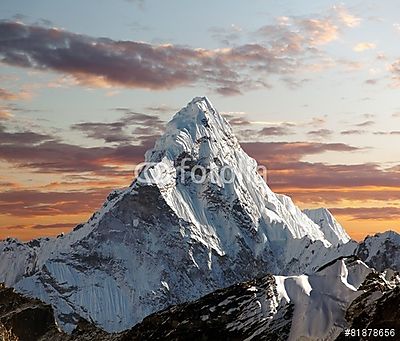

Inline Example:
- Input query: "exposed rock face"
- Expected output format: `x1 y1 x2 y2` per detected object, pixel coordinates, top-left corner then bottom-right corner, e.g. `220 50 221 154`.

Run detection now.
356 231 400 272
0 283 126 341
336 270 400 340
125 274 293 341
0 283 64 341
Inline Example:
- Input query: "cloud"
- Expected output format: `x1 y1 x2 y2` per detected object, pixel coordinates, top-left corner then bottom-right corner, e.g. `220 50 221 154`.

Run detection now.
0 189 110 217
240 142 400 195
282 188 400 206
0 11 360 95
365 79 379 85
71 111 164 144
228 117 251 126
0 139 149 174
308 116 328 128
242 141 358 163
234 122 296 140
331 207 400 220
0 88 18 100
297 18 339 45
0 123 54 145
0 87 31 101
281 77 311 89
258 125 295 136
0 21 283 95
209 24 243 46
307 128 333 139
144 104 177 114
0 122 152 175
257 5 360 50
267 161 400 191
373 131 400 135
215 86 243 96
362 113 375 119
0 107 13 120
333 5 361 27
355 120 375 127
390 59 400 87
341 129 367 135
71 121 131 143
258 16 335 49
353 42 376 52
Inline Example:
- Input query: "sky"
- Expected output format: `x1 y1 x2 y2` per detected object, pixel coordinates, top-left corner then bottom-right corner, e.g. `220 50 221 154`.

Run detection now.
0 0 399 241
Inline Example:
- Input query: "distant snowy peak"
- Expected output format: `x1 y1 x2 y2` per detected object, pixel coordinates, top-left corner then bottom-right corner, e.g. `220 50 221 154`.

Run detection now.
303 208 351 245
356 230 400 272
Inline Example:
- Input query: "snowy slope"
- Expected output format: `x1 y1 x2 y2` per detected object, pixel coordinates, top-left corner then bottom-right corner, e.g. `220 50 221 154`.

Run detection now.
303 208 351 245
278 257 371 340
0 97 368 332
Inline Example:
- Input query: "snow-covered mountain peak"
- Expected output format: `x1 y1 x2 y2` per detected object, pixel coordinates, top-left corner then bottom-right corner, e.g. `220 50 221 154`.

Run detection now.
144 96 238 167
303 207 351 245
140 97 333 247
0 97 359 332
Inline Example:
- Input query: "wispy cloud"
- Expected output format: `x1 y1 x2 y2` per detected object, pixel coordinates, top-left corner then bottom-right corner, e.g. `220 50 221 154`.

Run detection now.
144 104 177 114
0 107 13 120
258 125 295 136
331 207 400 220
341 129 367 135
0 189 110 217
209 24 243 46
242 141 358 163
390 59 400 87
355 120 375 127
0 87 31 101
257 5 360 48
0 122 150 175
373 130 400 135
307 128 334 139
71 111 164 144
353 42 376 52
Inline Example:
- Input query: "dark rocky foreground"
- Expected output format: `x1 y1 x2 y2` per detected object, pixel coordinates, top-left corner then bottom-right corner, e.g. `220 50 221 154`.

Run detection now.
0 283 118 341
125 274 292 341
1 269 399 341
336 276 400 341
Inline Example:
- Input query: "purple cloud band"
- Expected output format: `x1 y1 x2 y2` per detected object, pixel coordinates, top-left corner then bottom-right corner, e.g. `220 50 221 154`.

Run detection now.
0 16 352 95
